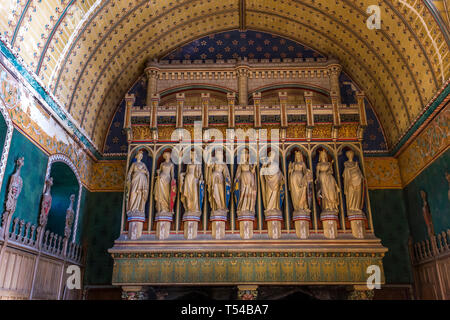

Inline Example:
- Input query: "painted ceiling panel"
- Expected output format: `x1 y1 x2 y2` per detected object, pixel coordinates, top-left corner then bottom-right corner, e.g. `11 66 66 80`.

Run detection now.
162 30 325 61
0 0 448 155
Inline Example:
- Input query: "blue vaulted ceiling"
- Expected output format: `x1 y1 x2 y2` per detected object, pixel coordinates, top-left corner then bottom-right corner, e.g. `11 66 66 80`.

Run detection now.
162 30 326 61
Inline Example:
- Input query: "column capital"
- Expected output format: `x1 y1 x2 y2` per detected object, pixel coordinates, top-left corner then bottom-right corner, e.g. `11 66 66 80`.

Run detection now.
252 92 262 100
236 66 250 77
327 63 342 75
176 92 185 101
151 93 160 102
124 93 135 103
347 285 375 300
278 91 288 100
227 92 236 101
121 286 148 300
237 285 258 300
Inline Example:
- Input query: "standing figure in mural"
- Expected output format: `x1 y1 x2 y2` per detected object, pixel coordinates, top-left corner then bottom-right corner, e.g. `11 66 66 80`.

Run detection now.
420 190 434 238
126 150 149 239
288 151 313 214
234 148 257 218
446 172 450 201
206 149 231 218
39 177 53 227
154 151 176 217
260 150 285 218
64 194 75 239
315 150 340 214
1 157 24 238
342 149 365 215
180 150 203 218
37 177 53 246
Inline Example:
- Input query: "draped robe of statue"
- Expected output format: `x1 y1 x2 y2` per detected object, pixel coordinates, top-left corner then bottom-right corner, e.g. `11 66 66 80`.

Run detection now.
289 153 312 213
342 151 364 215
235 156 257 218
127 153 149 217
207 160 231 215
260 155 284 218
154 155 175 216
180 162 203 216
315 151 340 213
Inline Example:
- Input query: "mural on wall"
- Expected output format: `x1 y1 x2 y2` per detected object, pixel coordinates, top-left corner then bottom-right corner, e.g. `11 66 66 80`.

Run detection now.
404 148 450 243
364 157 403 189
398 105 450 186
0 60 125 192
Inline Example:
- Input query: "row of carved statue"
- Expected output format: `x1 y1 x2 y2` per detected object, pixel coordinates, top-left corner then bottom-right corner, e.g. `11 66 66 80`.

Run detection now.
126 147 367 240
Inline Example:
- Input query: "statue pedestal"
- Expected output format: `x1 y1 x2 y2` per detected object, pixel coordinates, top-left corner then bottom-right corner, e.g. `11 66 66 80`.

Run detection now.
350 219 366 239
267 220 282 239
156 221 171 240
294 220 310 239
183 221 198 240
293 210 311 239
212 221 225 239
239 221 253 239
322 220 338 239
128 221 143 240
321 211 339 239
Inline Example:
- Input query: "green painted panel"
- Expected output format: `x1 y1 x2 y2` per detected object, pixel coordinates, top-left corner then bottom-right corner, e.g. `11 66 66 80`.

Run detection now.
370 189 413 284
0 112 7 161
83 191 123 285
75 186 89 244
0 129 48 225
404 149 450 243
47 161 79 238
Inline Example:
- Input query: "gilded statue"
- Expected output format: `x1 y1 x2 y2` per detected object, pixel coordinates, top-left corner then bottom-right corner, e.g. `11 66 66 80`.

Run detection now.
126 150 149 219
234 149 257 218
260 150 285 218
180 150 204 218
206 150 231 219
342 149 365 215
288 151 313 215
315 150 340 214
154 151 176 218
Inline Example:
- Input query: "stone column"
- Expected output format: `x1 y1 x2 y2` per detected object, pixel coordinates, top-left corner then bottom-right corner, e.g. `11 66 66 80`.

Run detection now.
252 92 261 129
278 91 288 128
304 91 314 140
227 92 236 128
201 93 210 129
356 91 367 139
145 60 159 105
330 91 341 140
237 285 258 300
236 66 249 106
121 286 148 300
176 93 185 129
348 285 374 300
124 94 135 142
150 94 159 141
327 63 342 103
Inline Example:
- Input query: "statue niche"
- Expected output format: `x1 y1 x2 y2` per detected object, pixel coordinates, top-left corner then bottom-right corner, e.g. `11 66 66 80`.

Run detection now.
260 150 285 239
180 149 204 240
154 150 176 240
342 149 366 239
288 150 313 239
126 150 149 240
315 149 340 239
206 149 231 239
234 148 257 240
